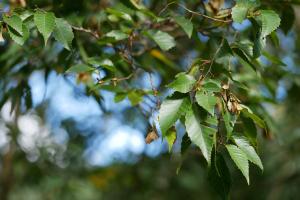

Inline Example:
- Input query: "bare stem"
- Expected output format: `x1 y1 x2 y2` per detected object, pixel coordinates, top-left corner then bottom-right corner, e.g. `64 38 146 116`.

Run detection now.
159 1 232 23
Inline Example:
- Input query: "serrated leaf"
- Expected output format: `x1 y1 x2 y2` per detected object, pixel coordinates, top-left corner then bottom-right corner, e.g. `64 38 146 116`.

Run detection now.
67 64 94 73
195 91 217 115
7 24 29 45
202 80 222 93
146 30 176 51
206 115 218 126
185 106 216 163
106 30 129 41
226 144 249 184
233 136 263 170
3 15 23 35
53 18 74 50
232 7 248 24
167 72 196 93
174 16 193 38
159 98 190 135
165 127 177 152
260 10 281 37
232 0 260 23
34 11 56 45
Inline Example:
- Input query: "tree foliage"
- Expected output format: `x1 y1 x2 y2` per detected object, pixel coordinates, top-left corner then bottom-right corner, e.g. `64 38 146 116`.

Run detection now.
0 0 299 199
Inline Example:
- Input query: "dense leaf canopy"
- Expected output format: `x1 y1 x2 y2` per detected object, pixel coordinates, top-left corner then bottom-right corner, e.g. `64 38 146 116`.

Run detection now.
0 0 300 199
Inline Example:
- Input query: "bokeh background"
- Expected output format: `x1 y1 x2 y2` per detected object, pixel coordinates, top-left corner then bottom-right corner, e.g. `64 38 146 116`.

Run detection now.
1 0 300 199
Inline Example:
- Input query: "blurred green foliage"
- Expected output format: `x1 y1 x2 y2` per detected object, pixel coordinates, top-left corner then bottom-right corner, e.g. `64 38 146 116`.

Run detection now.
0 0 300 199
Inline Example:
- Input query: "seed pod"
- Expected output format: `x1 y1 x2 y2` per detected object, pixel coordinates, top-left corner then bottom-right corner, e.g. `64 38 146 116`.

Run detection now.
145 131 159 144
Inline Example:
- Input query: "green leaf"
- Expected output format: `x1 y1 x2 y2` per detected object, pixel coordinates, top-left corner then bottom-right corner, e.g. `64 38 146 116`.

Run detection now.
67 64 94 73
167 73 196 93
106 8 133 22
222 108 234 138
165 127 177 152
34 11 56 45
53 18 74 50
241 116 257 146
129 0 146 10
233 136 263 170
3 15 23 35
128 91 143 106
206 115 218 126
174 16 193 38
106 30 129 41
232 47 257 71
232 7 248 24
216 39 233 64
114 93 127 103
262 51 286 66
195 91 217 115
146 30 176 51
202 80 222 93
232 0 260 23
87 57 116 72
208 153 231 200
226 144 249 184
260 10 281 37
159 98 190 135
185 106 216 163
241 107 266 129
7 24 29 45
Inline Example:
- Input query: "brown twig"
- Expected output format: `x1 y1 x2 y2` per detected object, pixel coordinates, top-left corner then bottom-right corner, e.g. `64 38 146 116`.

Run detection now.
72 26 100 39
159 1 232 23
97 73 134 85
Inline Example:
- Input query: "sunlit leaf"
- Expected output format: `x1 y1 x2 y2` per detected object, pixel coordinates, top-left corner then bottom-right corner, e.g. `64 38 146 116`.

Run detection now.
34 11 56 45
159 97 190 135
259 10 281 37
195 91 217 116
167 73 196 93
185 106 216 163
226 144 250 184
53 18 74 50
146 30 176 51
174 16 193 38
165 127 177 152
233 136 263 170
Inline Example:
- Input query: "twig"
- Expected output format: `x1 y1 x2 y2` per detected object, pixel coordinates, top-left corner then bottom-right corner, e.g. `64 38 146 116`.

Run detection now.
159 1 232 23
202 37 225 79
97 73 134 85
72 26 100 39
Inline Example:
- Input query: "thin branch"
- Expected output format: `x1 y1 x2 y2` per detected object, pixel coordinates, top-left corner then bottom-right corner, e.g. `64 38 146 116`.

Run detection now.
159 1 232 23
202 37 225 79
72 26 100 39
97 73 134 85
